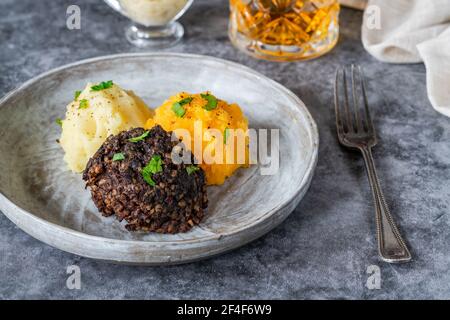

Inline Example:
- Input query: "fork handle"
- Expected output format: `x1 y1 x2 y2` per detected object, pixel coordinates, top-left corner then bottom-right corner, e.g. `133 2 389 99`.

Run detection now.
360 146 412 263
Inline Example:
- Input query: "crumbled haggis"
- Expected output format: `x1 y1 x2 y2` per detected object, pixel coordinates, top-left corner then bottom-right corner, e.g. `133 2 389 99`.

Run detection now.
83 125 208 233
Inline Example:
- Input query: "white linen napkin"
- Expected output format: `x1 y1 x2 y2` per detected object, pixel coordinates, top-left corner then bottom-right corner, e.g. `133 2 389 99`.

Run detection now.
361 0 450 117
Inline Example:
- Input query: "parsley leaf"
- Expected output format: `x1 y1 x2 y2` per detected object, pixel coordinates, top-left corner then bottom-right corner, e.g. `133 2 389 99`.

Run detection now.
224 127 230 144
172 97 193 118
129 131 150 143
141 155 163 186
148 155 163 173
172 102 186 118
179 97 194 105
74 90 82 100
141 171 156 186
186 165 200 175
55 118 63 127
112 153 125 161
79 99 89 109
201 93 218 111
91 80 114 91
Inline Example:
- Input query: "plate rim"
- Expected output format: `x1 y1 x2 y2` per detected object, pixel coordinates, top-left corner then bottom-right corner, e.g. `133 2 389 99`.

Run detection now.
0 52 319 259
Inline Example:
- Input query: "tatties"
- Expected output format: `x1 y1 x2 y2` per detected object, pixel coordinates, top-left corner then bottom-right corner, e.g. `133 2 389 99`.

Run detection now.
59 82 152 172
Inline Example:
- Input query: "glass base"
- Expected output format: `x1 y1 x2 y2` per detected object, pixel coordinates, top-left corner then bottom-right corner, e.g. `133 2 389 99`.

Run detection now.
125 22 184 49
229 21 339 62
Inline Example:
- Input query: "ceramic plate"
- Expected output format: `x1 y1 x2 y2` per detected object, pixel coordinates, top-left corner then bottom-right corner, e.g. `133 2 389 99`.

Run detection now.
0 53 318 265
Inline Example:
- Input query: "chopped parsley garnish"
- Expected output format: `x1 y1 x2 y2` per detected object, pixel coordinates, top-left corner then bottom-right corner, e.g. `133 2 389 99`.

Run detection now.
148 155 163 173
224 127 230 144
112 153 125 161
179 97 194 105
186 165 200 175
172 103 185 118
129 130 150 142
91 80 114 91
55 118 63 127
141 155 163 186
79 99 89 109
201 93 218 111
74 90 82 100
172 97 193 118
142 173 156 186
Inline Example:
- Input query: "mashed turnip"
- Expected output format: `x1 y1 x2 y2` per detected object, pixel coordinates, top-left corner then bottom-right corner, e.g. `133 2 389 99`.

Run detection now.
145 92 249 185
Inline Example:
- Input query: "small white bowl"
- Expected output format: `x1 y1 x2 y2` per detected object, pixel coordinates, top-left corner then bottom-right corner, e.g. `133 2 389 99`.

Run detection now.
104 0 194 48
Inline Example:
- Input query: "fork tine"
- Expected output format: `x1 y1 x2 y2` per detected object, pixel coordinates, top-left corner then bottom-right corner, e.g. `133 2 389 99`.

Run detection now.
334 68 345 136
342 68 353 133
357 65 375 133
351 64 363 132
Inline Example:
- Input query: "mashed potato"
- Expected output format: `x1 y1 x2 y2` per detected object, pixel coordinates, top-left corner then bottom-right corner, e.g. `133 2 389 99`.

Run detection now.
145 92 249 185
59 82 152 172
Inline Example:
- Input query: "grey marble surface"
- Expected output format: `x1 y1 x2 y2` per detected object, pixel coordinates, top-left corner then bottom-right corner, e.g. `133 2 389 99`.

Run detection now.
1 0 449 300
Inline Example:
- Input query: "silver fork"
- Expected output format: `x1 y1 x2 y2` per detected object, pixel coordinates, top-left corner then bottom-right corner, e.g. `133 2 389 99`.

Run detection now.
334 65 412 263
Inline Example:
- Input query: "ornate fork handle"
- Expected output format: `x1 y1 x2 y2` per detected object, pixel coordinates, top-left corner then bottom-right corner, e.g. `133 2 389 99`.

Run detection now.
360 146 412 263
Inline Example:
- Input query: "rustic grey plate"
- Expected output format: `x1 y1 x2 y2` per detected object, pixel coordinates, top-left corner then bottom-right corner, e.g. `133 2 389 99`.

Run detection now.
0 53 318 265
